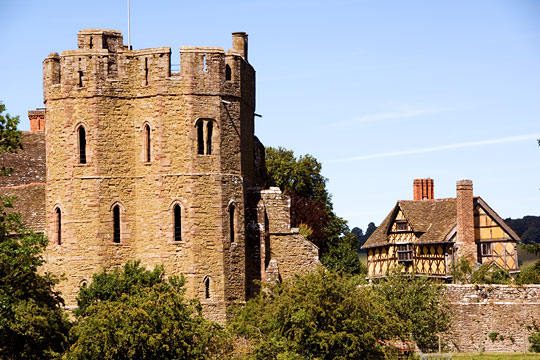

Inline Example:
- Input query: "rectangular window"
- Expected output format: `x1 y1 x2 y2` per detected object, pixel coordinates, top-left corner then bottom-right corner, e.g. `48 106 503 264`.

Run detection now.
481 243 492 256
397 244 413 262
396 221 407 232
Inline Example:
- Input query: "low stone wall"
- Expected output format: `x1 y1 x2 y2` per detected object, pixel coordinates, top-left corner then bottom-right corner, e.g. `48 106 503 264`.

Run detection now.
443 284 540 353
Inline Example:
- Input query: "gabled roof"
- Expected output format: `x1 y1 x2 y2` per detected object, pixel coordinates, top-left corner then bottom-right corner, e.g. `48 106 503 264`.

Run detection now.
362 199 456 249
361 196 520 249
475 197 520 241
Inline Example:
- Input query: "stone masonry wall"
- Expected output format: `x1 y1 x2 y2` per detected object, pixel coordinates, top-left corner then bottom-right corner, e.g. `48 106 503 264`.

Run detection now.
443 284 540 353
43 29 254 323
259 187 321 282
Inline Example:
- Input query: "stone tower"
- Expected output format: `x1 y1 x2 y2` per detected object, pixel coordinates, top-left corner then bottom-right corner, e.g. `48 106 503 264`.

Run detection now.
43 29 256 322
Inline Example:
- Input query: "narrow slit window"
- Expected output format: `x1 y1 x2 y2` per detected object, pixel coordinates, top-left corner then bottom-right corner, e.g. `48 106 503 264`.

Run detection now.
113 205 121 243
206 121 213 155
173 204 181 241
89 37 93 49
144 58 149 85
144 124 151 162
225 64 232 80
78 126 87 164
204 277 210 299
197 121 204 154
229 204 235 243
55 207 62 245
78 71 83 86
202 55 207 72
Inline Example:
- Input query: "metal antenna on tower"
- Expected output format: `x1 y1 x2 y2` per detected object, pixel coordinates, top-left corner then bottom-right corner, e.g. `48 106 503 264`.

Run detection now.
127 0 131 49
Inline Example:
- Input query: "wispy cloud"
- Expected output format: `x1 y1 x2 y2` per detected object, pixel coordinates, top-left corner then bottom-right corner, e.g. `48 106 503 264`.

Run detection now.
326 133 540 163
325 107 445 128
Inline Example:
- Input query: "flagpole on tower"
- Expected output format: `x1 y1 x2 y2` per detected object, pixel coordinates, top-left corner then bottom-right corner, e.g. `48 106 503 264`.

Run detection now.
127 0 131 49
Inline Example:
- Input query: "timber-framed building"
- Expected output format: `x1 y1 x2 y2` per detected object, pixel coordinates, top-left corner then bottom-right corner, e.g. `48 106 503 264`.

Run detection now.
362 179 520 279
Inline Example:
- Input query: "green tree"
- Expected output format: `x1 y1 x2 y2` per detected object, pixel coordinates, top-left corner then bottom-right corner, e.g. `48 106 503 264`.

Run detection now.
373 269 451 352
321 231 367 276
66 261 232 360
265 147 358 271
0 103 70 360
230 269 404 360
0 103 22 175
515 260 540 285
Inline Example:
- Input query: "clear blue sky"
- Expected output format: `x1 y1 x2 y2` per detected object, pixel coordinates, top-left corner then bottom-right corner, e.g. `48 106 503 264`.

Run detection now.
2 0 539 232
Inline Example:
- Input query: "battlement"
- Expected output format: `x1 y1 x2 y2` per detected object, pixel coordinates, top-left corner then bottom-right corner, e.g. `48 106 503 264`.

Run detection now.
78 29 126 52
43 30 254 107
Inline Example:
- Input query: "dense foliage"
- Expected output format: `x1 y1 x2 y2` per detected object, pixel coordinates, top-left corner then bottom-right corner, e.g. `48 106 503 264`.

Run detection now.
529 320 540 353
0 103 70 360
0 197 70 360
470 263 512 284
231 269 450 358
515 260 540 285
265 147 364 274
372 270 451 352
67 261 232 360
230 270 401 359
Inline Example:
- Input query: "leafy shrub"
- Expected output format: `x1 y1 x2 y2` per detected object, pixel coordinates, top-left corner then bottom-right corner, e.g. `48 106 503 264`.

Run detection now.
470 263 512 284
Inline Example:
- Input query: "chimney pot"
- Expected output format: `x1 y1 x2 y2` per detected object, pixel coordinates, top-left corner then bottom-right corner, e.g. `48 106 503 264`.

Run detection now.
413 178 434 200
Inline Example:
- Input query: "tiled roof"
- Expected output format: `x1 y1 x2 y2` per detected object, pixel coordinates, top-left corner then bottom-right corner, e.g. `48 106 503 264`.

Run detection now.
362 198 457 248
0 131 46 187
0 183 46 233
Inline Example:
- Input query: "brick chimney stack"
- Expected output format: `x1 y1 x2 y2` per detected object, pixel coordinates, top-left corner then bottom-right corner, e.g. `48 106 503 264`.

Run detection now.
28 109 45 131
456 179 476 264
413 178 434 200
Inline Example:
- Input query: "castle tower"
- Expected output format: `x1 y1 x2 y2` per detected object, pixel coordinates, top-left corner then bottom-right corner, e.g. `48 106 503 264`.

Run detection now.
43 29 256 322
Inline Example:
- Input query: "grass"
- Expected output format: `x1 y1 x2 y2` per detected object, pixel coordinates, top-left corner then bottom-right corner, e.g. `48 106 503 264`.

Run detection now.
452 353 540 359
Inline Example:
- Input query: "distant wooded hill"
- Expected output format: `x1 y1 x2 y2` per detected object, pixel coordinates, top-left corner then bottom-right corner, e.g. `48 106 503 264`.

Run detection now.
505 215 540 244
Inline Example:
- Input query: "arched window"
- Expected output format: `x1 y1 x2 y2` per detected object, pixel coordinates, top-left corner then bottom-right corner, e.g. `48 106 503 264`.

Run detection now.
204 276 211 299
78 126 86 164
173 204 181 241
113 205 121 243
143 124 151 162
225 64 232 80
196 119 214 155
55 207 62 245
229 203 235 243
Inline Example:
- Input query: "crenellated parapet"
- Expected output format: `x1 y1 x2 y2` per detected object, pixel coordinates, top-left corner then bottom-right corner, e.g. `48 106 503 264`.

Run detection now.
43 29 254 110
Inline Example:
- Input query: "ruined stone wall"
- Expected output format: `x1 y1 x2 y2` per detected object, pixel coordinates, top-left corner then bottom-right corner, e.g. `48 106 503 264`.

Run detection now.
43 29 254 322
443 284 540 353
258 187 321 282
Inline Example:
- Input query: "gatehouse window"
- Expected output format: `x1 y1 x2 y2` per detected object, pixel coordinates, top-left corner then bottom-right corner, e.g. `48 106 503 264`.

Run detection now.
481 243 492 256
397 244 413 262
396 221 407 232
